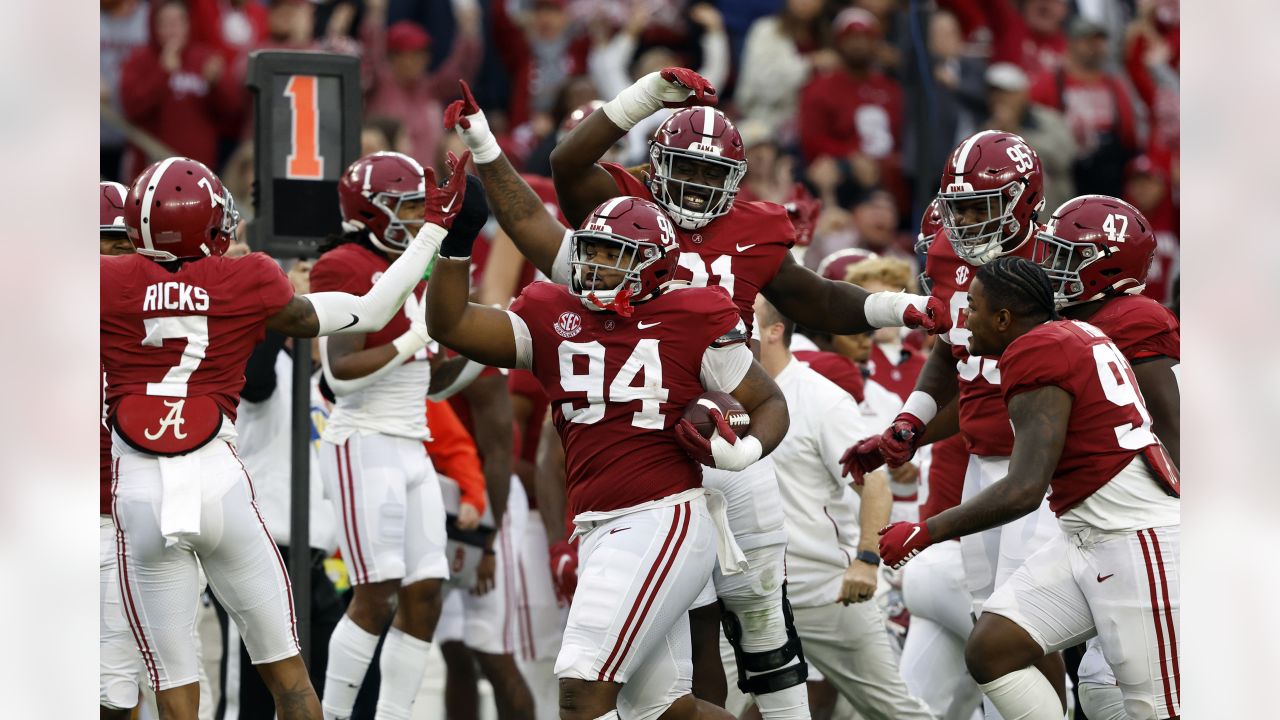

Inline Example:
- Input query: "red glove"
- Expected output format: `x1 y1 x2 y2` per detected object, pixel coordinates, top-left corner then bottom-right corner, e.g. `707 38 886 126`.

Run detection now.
675 408 752 469
903 296 952 335
549 538 578 604
879 412 926 466
422 150 472 229
840 435 886 484
658 67 718 107
443 79 480 131
783 186 822 248
878 521 933 569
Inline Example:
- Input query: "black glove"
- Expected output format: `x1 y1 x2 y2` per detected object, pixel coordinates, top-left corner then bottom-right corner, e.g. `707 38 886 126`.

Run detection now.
440 174 489 259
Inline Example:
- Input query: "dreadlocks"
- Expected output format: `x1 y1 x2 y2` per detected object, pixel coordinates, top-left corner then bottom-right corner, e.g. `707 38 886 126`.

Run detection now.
975 256 1061 322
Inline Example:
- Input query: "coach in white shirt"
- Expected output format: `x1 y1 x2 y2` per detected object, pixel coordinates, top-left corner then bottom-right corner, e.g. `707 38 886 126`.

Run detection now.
754 297 937 720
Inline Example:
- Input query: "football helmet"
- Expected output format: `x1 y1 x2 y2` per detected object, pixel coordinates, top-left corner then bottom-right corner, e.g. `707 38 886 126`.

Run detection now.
914 198 944 293
937 130 1045 265
816 248 879 283
648 106 747 230
1033 195 1156 307
101 181 129 235
569 197 681 316
125 157 239 261
338 151 427 253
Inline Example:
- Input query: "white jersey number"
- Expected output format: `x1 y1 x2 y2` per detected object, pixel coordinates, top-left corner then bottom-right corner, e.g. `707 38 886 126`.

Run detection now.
1077 322 1157 449
558 339 670 429
679 253 735 298
141 316 210 397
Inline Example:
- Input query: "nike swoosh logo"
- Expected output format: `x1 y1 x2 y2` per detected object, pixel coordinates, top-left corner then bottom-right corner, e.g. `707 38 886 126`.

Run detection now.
904 526 921 546
337 314 360 331
608 527 630 535
637 321 661 330
1097 573 1114 583
735 243 757 252
442 195 457 213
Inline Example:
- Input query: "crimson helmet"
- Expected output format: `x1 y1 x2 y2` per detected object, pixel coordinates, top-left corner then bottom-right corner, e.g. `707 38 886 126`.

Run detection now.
125 157 239 261
938 130 1045 265
816 248 879 283
648 107 747 230
569 197 681 314
338 152 427 253
101 181 129 235
914 198 944 293
559 100 604 139
1033 195 1156 308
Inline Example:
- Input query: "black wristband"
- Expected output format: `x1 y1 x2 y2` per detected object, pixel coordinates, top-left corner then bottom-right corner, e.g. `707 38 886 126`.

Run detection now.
856 550 881 566
440 174 489 258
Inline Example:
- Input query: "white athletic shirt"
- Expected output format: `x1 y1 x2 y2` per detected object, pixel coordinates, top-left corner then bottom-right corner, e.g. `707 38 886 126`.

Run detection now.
770 357 880 608
1059 455 1180 534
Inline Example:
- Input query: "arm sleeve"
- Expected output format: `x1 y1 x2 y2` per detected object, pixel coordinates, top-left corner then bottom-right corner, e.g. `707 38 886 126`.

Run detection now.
505 310 534 370
304 225 444 335
699 343 753 393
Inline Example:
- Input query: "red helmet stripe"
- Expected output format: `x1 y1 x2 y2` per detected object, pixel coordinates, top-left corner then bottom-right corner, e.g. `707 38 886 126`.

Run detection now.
138 157 179 254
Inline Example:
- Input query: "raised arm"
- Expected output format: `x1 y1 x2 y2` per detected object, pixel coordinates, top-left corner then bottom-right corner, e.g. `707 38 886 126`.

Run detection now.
444 80 570 276
425 257 521 369
267 155 473 338
550 68 718 227
877 385 1070 569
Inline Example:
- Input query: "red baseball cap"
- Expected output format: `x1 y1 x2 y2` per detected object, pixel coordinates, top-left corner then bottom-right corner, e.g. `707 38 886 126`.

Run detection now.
387 20 431 53
816 248 880 282
834 8 881 39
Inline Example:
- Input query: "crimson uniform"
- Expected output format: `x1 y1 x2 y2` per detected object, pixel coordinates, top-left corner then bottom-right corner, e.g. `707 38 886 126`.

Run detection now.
309 242 448 588
983 319 1180 718
101 252 299 691
506 280 749 713
924 231 1057 612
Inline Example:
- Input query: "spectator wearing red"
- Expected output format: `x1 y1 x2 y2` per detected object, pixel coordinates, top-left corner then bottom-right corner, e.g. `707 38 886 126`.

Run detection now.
119 0 245 180
364 0 483 168
491 0 590 131
844 256 926 403
984 0 1069 77
1030 16 1141 199
798 8 903 208
1124 155 1179 308
1124 0 1179 159
101 0 150 181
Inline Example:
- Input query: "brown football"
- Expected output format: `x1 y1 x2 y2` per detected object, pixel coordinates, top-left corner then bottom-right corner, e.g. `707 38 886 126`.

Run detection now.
682 391 751 439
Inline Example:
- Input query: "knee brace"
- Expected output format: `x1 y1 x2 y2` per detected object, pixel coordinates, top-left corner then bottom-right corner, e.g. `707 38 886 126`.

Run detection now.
719 582 808 696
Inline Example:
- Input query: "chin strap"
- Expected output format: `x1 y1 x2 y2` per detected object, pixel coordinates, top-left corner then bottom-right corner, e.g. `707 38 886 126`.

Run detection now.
587 285 636 318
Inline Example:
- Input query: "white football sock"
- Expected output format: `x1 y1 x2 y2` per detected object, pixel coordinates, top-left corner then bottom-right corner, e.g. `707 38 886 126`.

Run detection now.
978 667 1064 720
375 627 433 720
753 684 811 720
322 615 380 720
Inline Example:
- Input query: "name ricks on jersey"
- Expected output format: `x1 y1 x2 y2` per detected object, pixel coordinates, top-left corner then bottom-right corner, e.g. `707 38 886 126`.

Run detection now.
142 281 211 313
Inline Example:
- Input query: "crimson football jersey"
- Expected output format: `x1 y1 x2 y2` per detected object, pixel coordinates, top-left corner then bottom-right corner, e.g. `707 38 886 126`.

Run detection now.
793 349 865 403
601 162 795 333
100 252 294 424
867 342 926 403
1084 294 1180 363
309 242 427 350
509 282 743 517
1001 320 1175 515
924 229 1035 456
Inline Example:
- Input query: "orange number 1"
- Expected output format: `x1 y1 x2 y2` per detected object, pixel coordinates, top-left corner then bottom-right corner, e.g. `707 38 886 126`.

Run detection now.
284 75 323 179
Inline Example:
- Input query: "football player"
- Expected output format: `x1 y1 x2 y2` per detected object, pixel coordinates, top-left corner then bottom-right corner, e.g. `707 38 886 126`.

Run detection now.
309 150 494 720
101 154 470 720
445 74 944 720
426 194 790 720
878 256 1180 720
842 130 1069 713
753 296 936 719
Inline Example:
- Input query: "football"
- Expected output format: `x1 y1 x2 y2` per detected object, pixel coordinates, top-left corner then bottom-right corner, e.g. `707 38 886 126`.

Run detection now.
682 391 752 439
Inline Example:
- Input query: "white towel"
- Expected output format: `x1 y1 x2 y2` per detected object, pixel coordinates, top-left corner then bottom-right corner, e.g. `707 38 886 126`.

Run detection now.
705 488 748 576
158 452 203 547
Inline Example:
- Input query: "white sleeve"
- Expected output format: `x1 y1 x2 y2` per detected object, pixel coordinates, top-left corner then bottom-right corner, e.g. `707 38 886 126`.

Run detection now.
318 328 429 397
304 225 445 335
549 228 575 286
427 358 487 402
697 29 730 91
700 343 754 393
817 393 872 488
506 310 534 370
588 32 638 99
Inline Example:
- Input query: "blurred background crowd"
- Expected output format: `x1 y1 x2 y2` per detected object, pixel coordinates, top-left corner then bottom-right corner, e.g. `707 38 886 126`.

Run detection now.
101 0 1179 309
